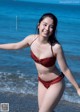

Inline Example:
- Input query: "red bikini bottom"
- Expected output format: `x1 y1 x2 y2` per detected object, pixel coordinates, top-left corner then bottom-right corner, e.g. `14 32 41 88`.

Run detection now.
38 72 64 89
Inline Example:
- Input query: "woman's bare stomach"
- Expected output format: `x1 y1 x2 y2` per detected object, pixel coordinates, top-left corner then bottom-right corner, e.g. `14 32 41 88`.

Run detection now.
35 63 61 81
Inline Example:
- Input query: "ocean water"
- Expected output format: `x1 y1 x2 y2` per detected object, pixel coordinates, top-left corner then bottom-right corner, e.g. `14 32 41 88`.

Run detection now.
0 1 80 103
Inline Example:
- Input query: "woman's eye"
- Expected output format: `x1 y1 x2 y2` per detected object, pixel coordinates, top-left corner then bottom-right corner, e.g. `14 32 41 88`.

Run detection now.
43 24 47 26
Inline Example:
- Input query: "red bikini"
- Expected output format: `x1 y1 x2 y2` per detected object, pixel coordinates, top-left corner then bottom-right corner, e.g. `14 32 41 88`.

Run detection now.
31 50 56 67
31 38 64 89
38 72 64 88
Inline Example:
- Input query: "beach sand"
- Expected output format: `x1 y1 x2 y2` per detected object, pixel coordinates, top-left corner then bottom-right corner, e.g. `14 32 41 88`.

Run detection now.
0 92 80 112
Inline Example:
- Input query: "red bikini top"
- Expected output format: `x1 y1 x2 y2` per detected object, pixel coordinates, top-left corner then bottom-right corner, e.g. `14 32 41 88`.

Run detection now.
30 37 56 67
31 49 56 67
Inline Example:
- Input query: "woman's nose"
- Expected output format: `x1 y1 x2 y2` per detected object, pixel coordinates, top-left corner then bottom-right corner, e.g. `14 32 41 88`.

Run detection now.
45 25 49 30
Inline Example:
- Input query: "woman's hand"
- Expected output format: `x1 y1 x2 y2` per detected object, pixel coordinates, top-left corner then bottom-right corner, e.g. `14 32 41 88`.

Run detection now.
77 88 80 96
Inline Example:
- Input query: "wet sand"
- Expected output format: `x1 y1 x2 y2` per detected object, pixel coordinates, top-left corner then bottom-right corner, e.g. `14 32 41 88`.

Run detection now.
0 92 80 112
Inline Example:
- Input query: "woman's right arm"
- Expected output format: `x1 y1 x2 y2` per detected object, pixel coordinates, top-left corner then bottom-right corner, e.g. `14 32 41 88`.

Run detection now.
0 35 35 50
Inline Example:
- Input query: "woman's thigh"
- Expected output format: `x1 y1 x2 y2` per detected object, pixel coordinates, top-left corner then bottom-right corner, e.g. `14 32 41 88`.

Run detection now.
38 81 47 109
39 80 65 112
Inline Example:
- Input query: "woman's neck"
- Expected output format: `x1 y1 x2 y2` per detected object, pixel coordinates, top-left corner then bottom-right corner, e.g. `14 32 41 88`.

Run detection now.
37 35 48 44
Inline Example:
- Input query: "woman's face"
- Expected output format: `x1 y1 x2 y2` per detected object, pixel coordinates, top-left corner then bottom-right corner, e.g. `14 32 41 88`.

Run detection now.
38 17 54 38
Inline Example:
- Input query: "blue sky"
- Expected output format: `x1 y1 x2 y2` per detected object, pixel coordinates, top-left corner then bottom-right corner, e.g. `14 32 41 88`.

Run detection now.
17 0 80 4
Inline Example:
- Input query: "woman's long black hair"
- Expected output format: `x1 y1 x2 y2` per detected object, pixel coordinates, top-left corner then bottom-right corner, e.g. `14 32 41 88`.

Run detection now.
37 13 59 45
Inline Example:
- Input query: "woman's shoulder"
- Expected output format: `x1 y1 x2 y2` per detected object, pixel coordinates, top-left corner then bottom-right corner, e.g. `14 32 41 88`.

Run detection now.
26 34 38 39
52 43 62 54
26 34 38 45
52 42 61 48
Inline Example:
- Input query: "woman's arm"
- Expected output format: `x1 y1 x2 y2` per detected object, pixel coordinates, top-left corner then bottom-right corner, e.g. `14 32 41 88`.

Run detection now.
53 44 80 96
0 35 35 50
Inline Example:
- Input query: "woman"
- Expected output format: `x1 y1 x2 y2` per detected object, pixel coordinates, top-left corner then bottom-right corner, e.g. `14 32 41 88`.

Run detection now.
0 13 80 112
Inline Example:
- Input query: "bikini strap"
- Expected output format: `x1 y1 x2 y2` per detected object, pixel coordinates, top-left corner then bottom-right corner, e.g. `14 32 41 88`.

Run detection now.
30 35 38 45
51 45 56 57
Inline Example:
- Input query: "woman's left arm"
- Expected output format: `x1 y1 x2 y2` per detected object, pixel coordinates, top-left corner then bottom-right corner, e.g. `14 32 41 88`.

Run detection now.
53 44 80 96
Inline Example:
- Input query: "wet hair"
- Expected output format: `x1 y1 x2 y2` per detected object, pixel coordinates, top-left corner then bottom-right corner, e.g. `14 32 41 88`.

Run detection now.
37 13 59 45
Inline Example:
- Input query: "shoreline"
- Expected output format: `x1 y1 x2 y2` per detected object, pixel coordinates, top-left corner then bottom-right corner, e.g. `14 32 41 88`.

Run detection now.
0 92 80 112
